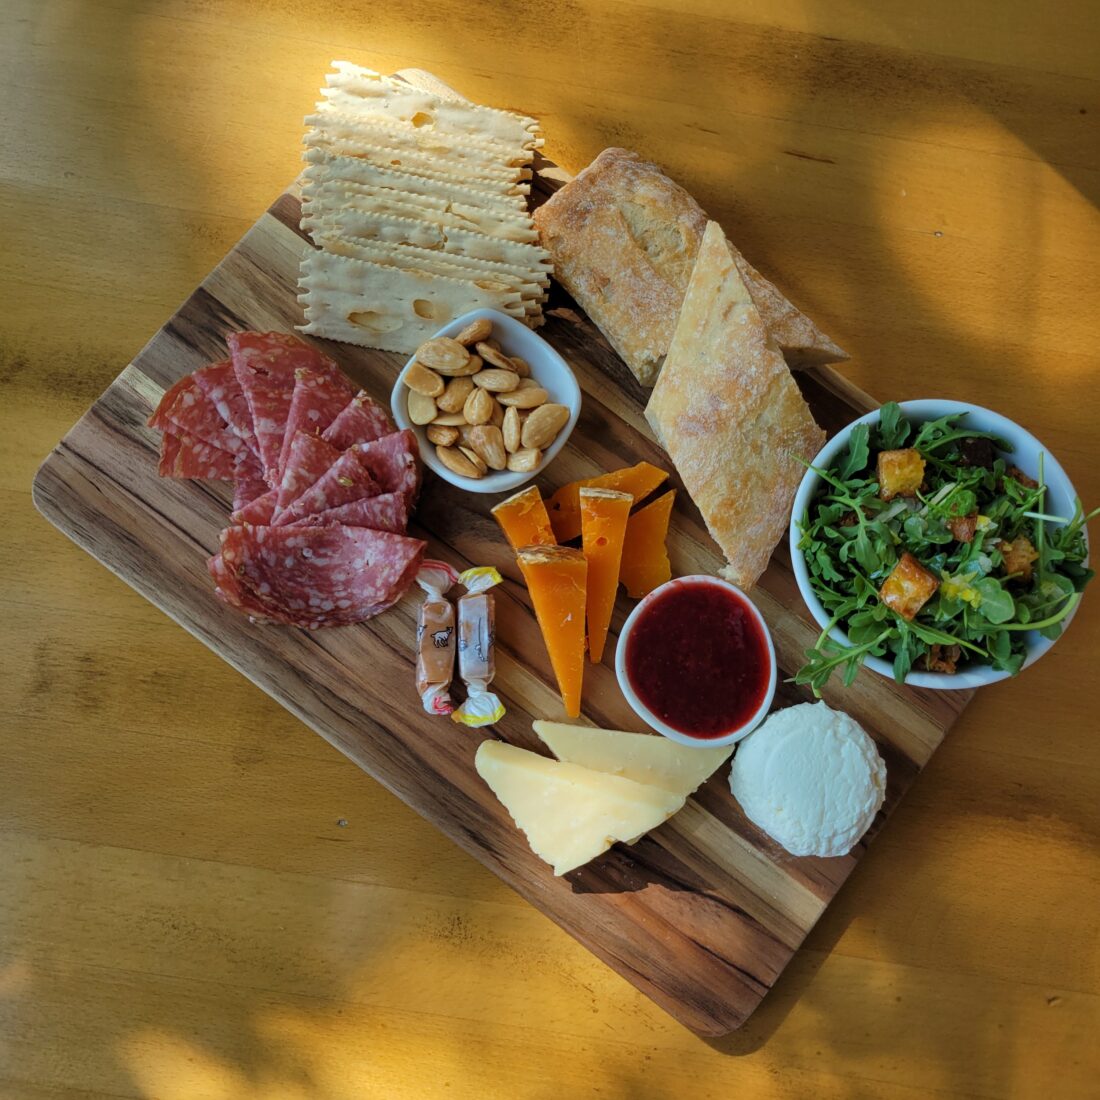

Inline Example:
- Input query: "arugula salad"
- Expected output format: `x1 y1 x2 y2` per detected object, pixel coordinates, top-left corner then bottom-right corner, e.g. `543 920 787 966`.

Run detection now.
794 402 1096 693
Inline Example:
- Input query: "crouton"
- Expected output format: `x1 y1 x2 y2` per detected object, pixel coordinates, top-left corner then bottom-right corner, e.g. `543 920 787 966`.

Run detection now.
947 512 978 543
880 552 940 620
998 536 1038 582
877 448 926 501
921 643 962 674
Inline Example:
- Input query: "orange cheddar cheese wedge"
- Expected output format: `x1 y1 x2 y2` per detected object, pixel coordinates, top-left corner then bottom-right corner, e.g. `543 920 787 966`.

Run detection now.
580 488 632 663
516 545 587 718
491 485 556 550
546 461 669 543
619 489 676 599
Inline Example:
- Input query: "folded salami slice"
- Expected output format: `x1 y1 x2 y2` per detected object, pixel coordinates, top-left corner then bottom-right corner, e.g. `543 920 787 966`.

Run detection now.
288 491 409 534
233 488 278 526
149 370 246 458
192 359 261 459
232 450 269 514
322 390 394 449
217 524 426 627
272 449 382 527
208 549 295 624
228 332 335 485
352 429 421 508
273 431 342 516
277 366 358 478
159 429 237 479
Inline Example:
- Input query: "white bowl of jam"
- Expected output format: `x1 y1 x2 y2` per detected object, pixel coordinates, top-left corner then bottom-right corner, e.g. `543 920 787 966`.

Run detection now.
614 576 777 748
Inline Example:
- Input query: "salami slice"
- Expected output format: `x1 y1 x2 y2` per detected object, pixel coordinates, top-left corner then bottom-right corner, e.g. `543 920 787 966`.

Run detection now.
233 488 278 526
352 429 421 507
159 429 237 480
273 431 342 516
322 390 394 450
228 332 334 484
191 359 261 459
277 366 358 478
288 491 409 535
218 524 426 627
272 449 381 527
149 369 246 457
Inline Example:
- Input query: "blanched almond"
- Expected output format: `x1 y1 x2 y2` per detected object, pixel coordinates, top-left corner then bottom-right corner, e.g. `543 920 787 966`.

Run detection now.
509 355 530 377
454 317 493 345
417 337 471 374
472 367 520 392
502 406 522 453
521 403 570 450
436 445 483 479
431 411 468 426
467 425 507 470
475 341 516 371
516 377 541 390
407 390 438 425
426 424 459 447
488 398 505 428
459 445 488 474
463 385 494 425
507 447 541 473
437 375 475 413
498 386 548 408
404 361 444 397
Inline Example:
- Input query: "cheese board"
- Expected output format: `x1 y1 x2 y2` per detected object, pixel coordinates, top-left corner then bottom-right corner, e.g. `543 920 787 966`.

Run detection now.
32 69 975 1035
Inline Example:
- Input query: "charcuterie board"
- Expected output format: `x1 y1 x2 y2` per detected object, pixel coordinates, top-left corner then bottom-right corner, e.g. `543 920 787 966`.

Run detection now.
32 69 973 1036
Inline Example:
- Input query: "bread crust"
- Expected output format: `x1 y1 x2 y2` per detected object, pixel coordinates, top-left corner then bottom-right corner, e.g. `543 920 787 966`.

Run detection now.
533 148 846 386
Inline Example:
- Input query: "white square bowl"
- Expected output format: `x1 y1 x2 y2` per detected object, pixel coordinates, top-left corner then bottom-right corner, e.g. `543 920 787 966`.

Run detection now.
391 308 582 495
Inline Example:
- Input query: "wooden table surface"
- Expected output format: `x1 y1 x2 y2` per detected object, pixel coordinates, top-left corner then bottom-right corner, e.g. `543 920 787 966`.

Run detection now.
3 1 1098 1096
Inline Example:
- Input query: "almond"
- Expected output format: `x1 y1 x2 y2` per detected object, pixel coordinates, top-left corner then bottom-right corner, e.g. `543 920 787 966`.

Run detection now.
472 367 520 393
488 397 505 428
521 403 570 450
459 445 488 474
498 386 548 409
463 385 494 425
502 406 522 453
454 317 493 346
437 375 475 413
416 337 471 374
436 445 483 479
406 390 438 425
516 377 541 390
507 447 541 473
426 424 459 447
404 361 444 397
431 411 468 426
509 355 531 378
475 341 517 371
467 425 507 471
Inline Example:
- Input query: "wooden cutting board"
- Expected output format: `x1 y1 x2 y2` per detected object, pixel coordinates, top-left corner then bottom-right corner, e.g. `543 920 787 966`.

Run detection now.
31 71 972 1036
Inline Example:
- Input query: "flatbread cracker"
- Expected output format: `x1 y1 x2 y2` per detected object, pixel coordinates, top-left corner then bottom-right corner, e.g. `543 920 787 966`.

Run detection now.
299 250 528 354
303 148 530 202
324 62 541 149
302 160 529 211
645 221 825 589
303 180 539 243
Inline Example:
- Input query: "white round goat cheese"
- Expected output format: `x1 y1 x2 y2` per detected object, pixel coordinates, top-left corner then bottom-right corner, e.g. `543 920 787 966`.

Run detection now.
729 701 886 857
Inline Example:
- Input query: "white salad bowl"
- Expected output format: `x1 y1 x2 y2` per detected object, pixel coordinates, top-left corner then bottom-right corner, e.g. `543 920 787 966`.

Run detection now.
392 308 582 495
614 576 777 748
789 399 1086 690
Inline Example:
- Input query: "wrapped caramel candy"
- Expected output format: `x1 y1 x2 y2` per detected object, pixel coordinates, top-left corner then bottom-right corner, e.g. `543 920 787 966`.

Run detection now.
415 560 459 715
452 567 505 728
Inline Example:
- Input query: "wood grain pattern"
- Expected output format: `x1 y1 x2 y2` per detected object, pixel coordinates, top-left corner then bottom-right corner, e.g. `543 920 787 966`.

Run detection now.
32 73 970 1036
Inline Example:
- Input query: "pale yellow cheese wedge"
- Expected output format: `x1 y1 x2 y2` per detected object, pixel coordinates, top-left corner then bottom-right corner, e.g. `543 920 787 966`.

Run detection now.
475 741 684 876
532 720 732 799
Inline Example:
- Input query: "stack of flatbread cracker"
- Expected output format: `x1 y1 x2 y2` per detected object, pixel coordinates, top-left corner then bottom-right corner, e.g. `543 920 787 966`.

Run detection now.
646 221 826 590
298 63 551 353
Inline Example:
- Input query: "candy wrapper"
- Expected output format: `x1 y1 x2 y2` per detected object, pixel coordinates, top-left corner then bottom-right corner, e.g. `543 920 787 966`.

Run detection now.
452 567 506 728
415 560 460 716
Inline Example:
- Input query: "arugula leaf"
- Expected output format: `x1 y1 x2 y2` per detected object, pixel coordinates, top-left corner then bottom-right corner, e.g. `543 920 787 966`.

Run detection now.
876 402 910 449
837 423 871 479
